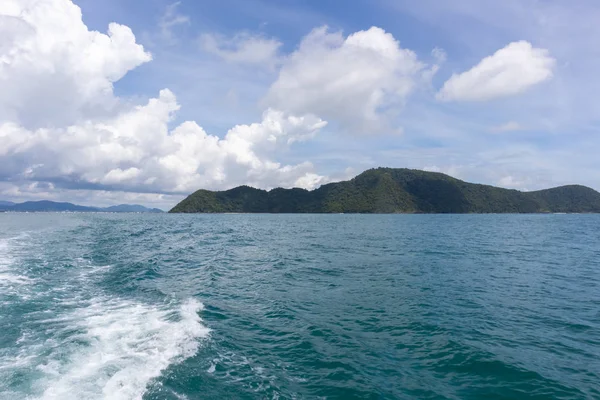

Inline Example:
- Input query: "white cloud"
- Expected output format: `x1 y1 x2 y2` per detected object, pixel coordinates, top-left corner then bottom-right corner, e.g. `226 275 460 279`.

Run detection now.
199 32 282 67
265 26 429 133
497 175 528 190
0 0 152 129
0 90 328 194
422 165 464 179
422 47 447 84
293 173 329 190
0 0 330 205
102 167 142 184
159 2 190 44
437 41 555 102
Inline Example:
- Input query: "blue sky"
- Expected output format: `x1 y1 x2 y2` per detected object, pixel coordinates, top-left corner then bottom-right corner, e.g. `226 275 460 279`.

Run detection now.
1 0 599 209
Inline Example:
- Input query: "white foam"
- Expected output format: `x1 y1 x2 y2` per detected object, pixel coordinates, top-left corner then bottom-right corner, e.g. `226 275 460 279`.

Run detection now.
32 298 209 400
0 273 33 285
75 258 113 277
169 390 190 400
0 235 34 288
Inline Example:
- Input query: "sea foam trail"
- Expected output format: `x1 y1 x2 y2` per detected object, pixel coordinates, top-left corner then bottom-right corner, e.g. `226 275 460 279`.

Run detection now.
0 235 33 287
32 298 209 400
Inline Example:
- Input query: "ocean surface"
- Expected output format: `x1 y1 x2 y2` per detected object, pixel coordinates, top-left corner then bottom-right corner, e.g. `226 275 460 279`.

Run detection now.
0 213 599 400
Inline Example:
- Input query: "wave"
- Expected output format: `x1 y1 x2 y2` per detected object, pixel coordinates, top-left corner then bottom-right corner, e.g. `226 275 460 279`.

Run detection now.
4 298 209 400
0 234 34 288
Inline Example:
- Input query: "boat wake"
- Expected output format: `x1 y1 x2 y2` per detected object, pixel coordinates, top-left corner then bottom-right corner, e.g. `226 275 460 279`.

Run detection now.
2 298 209 400
0 235 34 290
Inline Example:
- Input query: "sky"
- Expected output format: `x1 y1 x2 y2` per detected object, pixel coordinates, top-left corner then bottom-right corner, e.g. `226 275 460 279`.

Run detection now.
1 0 599 210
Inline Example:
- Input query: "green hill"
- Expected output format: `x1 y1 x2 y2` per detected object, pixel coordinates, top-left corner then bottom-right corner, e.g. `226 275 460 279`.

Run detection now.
169 168 600 213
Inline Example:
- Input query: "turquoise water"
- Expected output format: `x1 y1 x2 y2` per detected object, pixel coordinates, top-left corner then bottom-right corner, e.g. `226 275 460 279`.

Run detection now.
0 214 599 399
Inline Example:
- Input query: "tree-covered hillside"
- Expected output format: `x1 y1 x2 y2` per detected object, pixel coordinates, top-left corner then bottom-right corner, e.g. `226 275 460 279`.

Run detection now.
170 168 600 213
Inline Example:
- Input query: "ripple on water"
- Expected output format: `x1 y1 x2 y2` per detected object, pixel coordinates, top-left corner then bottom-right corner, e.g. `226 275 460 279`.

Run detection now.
1 213 600 399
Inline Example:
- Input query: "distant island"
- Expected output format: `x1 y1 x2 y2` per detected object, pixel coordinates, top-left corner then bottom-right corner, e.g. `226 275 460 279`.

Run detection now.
0 200 163 213
170 168 600 214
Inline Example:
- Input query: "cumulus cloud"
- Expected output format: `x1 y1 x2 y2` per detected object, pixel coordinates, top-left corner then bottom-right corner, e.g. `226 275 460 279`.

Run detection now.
0 0 330 204
199 32 282 67
0 0 152 129
264 26 428 133
0 89 328 194
437 41 555 102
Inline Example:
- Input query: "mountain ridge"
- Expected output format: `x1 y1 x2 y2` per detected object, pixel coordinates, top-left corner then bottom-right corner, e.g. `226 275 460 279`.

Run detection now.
0 200 163 213
170 168 600 214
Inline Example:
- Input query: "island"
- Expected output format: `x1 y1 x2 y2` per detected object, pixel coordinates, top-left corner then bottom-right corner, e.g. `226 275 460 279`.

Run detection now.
0 201 163 213
169 168 600 214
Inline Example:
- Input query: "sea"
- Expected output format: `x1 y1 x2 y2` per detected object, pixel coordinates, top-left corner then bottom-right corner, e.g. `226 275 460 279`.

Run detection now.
0 213 598 399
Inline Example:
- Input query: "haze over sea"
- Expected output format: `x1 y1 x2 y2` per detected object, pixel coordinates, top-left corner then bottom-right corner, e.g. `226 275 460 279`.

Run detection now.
0 213 598 399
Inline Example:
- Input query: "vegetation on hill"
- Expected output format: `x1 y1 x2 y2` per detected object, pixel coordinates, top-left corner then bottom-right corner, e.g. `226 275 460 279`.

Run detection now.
169 168 600 214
